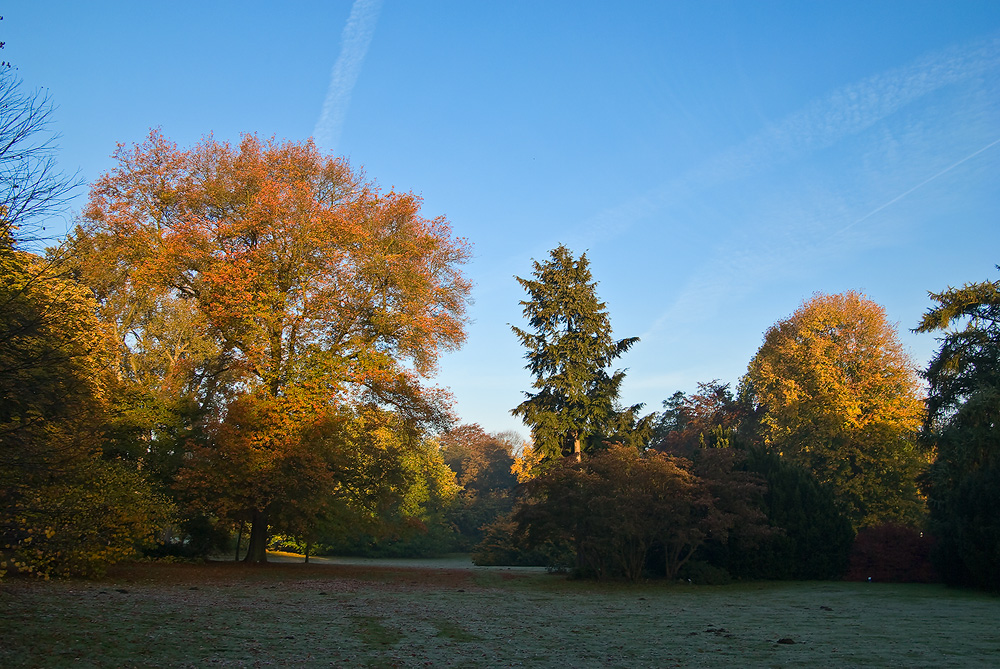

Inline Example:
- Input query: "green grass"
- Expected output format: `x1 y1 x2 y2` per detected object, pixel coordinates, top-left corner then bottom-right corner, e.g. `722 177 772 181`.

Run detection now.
432 618 483 643
351 614 406 646
1 561 998 667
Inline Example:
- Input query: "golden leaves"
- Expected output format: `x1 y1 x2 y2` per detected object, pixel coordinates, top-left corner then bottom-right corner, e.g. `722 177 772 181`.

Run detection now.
749 291 922 438
744 291 927 528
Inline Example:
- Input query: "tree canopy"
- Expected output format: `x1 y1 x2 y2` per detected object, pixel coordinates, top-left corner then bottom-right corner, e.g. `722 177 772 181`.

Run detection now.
69 130 472 561
915 271 1000 591
741 291 927 529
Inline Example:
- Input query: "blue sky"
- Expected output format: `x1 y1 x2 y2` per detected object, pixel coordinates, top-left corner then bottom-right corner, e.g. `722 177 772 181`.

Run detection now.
7 1 1000 437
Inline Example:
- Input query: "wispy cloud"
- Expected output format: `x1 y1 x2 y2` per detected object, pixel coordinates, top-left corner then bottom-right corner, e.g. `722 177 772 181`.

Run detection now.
313 0 384 155
574 35 1000 251
612 34 1000 339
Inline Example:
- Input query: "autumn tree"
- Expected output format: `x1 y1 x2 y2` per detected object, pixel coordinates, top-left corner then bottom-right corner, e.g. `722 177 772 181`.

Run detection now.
741 291 927 529
70 130 472 561
916 271 1000 591
0 67 86 455
511 245 645 461
439 424 520 548
0 233 105 476
0 70 171 577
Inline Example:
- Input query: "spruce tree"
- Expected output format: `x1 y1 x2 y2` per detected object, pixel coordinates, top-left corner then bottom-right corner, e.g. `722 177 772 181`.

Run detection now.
511 245 642 460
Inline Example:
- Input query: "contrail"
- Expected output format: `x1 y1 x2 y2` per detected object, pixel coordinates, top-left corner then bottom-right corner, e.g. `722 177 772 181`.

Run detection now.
574 34 1000 248
618 33 1000 349
834 135 1000 239
313 0 384 155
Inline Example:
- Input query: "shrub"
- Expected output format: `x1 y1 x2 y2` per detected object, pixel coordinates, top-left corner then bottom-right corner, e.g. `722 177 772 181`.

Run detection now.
471 514 570 569
677 560 732 585
847 523 936 583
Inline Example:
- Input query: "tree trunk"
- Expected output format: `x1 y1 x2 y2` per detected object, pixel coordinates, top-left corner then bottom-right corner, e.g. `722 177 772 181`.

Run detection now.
243 510 269 563
572 434 582 462
305 540 311 564
234 522 243 562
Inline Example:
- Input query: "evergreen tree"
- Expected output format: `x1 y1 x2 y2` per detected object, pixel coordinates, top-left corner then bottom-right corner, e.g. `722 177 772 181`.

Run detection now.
729 447 854 580
916 271 1000 591
511 245 642 460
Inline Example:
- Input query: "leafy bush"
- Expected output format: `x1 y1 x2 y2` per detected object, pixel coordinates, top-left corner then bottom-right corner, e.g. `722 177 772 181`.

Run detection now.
510 447 742 581
471 514 572 569
2 462 175 578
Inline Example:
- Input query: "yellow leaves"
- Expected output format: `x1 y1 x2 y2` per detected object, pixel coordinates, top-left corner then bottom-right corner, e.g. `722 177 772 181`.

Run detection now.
2 244 115 467
1 461 175 580
748 291 922 440
511 442 544 483
744 291 928 528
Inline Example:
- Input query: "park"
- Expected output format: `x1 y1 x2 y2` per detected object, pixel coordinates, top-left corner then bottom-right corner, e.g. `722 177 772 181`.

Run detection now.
4 557 999 667
3 5 1000 666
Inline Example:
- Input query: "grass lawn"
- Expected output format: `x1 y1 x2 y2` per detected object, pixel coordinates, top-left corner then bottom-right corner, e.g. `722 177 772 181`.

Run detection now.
1 558 998 668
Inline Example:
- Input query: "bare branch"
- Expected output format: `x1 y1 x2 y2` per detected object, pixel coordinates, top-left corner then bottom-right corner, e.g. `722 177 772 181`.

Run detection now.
0 69 80 248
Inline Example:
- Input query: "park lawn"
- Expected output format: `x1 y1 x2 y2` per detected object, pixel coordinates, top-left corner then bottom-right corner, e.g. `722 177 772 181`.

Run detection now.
1 560 998 668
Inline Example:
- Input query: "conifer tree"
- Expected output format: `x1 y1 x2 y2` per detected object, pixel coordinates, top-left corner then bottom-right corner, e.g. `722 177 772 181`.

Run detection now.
511 245 642 460
916 271 1000 591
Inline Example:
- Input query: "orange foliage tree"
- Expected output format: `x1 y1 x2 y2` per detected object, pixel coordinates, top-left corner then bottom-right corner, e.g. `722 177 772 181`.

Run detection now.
741 291 927 529
71 130 471 561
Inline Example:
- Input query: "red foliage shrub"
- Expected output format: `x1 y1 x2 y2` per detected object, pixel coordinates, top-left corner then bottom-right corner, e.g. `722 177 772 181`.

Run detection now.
846 524 938 583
